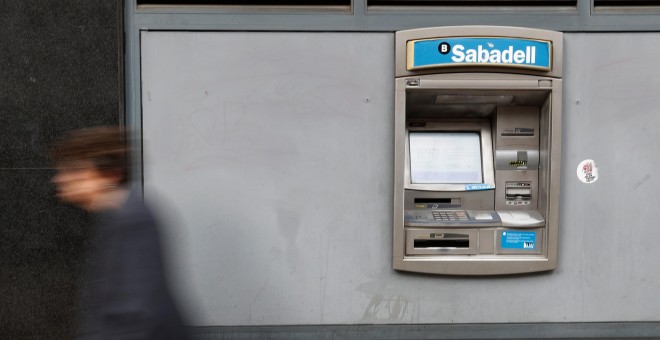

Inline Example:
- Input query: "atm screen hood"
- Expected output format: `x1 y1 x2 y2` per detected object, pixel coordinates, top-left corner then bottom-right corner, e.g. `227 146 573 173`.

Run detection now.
406 89 551 119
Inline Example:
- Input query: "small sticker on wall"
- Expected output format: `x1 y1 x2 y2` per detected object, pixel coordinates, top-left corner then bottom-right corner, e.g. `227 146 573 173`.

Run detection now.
577 159 598 184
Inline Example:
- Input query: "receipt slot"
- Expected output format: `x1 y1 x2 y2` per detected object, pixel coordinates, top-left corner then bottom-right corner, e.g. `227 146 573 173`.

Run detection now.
393 26 562 275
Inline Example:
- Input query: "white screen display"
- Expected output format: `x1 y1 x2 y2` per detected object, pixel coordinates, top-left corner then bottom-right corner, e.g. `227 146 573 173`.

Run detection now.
409 132 483 184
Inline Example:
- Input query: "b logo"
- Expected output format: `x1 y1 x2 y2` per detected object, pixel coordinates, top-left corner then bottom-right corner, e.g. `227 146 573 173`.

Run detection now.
438 42 451 55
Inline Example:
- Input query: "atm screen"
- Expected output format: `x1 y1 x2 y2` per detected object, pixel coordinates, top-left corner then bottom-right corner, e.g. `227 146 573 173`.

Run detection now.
409 132 483 184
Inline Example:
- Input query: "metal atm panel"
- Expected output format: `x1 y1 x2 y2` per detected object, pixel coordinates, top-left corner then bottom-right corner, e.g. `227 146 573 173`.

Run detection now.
393 26 562 275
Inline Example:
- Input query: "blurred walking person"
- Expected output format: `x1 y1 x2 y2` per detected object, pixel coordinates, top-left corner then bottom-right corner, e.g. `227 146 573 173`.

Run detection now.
51 126 188 340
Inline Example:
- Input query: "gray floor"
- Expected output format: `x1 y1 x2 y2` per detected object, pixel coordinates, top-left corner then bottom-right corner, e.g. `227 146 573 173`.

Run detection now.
190 323 660 339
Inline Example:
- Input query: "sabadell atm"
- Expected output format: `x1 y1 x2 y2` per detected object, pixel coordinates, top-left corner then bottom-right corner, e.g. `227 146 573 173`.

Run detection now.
393 26 562 275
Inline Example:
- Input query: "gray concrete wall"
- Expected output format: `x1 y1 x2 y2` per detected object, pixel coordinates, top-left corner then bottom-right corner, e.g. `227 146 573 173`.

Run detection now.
141 31 660 326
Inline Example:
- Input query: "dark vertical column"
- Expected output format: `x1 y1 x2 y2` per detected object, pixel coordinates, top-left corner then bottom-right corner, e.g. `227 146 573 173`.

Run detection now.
0 1 123 338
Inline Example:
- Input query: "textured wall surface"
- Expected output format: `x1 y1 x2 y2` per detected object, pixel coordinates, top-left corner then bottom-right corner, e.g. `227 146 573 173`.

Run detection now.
0 1 123 338
142 31 660 326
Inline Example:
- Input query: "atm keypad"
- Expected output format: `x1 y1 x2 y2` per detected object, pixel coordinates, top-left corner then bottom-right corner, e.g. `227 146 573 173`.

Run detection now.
432 210 469 222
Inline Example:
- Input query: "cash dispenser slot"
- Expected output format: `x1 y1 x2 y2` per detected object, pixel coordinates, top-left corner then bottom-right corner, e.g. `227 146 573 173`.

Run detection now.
406 229 478 255
414 237 469 249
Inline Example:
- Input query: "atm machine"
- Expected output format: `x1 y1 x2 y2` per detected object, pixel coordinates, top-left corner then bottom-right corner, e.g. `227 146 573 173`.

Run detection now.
393 26 562 275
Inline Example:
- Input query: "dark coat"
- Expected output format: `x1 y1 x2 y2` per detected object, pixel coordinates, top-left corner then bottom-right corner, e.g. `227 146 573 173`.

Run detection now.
78 191 188 340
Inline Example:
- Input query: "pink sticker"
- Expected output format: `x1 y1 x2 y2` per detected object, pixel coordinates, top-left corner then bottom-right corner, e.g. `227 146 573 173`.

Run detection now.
577 159 598 184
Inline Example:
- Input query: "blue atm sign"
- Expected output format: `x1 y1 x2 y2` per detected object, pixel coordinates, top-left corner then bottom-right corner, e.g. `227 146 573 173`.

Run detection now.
501 231 537 250
407 37 552 71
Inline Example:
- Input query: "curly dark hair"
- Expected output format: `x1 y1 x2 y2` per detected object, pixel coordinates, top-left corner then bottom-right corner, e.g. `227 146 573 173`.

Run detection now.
50 126 130 185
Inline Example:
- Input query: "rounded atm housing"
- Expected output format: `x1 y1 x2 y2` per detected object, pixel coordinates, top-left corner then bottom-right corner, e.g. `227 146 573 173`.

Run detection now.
393 26 563 275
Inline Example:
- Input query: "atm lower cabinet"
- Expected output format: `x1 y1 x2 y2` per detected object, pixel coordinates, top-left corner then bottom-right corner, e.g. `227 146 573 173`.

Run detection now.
395 209 553 275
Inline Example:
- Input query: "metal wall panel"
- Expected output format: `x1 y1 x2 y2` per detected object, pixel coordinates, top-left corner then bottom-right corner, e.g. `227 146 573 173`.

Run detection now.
141 31 660 326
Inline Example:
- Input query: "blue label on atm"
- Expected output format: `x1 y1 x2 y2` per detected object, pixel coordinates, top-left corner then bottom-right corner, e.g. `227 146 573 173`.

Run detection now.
465 184 494 191
408 37 552 71
501 231 536 250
